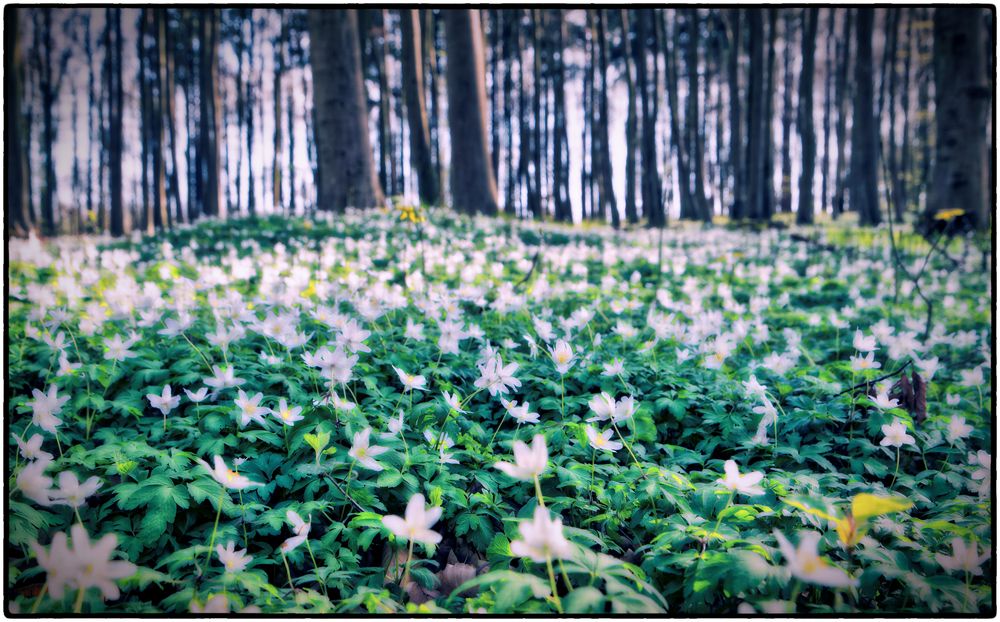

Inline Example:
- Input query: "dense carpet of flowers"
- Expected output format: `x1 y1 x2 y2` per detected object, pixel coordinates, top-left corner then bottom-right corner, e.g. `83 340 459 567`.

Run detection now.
6 210 993 614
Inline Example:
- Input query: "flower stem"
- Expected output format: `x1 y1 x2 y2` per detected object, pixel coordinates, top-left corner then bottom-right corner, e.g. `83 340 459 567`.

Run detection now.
281 551 295 591
545 556 563 613
611 421 644 477
73 587 86 613
401 539 415 589
889 448 901 489
202 489 226 572
487 409 509 448
30 583 48 613
305 539 328 597
704 491 735 552
534 474 546 508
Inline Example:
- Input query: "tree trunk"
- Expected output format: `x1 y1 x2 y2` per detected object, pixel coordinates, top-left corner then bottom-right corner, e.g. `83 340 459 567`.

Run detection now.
797 8 819 224
443 9 499 215
727 10 745 220
686 9 710 222
199 9 222 219
745 10 767 221
850 9 880 226
109 8 128 236
666 11 693 220
821 8 834 214
502 11 516 214
7 8 31 237
594 10 619 228
245 12 257 217
833 9 853 219
927 8 991 230
530 10 543 218
780 11 796 213
621 10 639 225
39 11 57 236
550 8 571 222
308 9 385 210
762 9 778 220
273 11 285 213
400 9 440 206
635 8 663 228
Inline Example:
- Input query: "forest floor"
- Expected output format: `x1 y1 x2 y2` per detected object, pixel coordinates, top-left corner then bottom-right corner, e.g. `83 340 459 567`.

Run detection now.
7 209 993 614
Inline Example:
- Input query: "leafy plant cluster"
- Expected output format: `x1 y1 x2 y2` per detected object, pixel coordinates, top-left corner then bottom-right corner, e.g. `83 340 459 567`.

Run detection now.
6 210 993 614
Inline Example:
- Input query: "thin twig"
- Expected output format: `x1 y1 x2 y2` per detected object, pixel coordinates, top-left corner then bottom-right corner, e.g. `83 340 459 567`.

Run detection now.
833 360 912 397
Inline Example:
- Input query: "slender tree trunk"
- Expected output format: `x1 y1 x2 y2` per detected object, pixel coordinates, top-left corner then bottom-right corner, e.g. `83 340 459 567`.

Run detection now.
746 9 767 221
273 11 285 213
621 10 639 225
308 9 384 210
150 11 168 229
39 11 57 236
550 8 571 222
762 9 778 220
685 9 710 222
246 12 257 216
833 9 853 219
896 9 913 219
594 10 619 228
635 8 663 227
109 8 128 236
287 28 298 215
502 11 516 214
400 8 440 206
780 11 796 213
821 8 834 214
161 10 183 226
927 7 991 230
797 8 819 224
727 10 744 220
199 9 222 218
7 8 31 237
530 10 543 218
850 8 880 226
443 9 499 215
666 10 694 221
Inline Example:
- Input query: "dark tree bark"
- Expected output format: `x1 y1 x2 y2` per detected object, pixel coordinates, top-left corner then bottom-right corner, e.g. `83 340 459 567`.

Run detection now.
850 8 880 226
636 8 664 227
273 11 285 213
833 9 853 219
779 10 796 213
550 9 572 222
762 9 778 219
821 8 835 214
39 11 58 236
666 10 694 221
797 8 819 224
726 10 745 219
927 8 991 230
245 12 256 217
502 11 516 215
400 8 440 206
621 10 639 225
896 9 913 218
443 9 499 215
308 9 385 210
109 8 128 236
594 10 619 228
6 7 31 237
686 9 711 222
530 10 543 217
199 9 222 218
746 9 768 221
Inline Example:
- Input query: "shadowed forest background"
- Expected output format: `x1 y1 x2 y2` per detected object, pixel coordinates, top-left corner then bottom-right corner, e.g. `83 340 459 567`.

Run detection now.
4 7 995 238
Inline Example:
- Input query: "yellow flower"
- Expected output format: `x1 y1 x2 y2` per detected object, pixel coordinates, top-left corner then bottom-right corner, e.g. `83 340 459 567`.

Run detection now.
933 208 965 222
784 493 913 549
